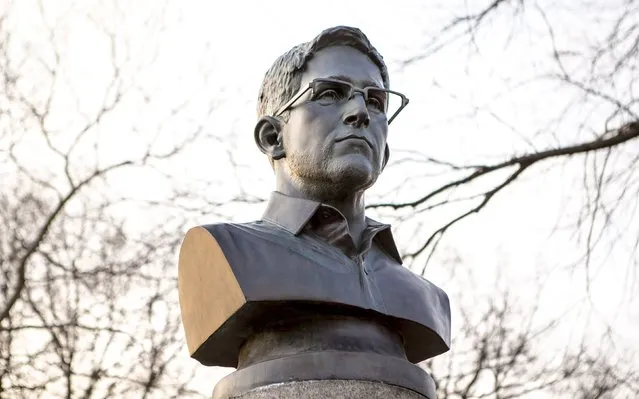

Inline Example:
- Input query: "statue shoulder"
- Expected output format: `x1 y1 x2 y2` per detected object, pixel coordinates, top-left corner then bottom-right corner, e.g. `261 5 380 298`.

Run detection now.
197 220 257 235
374 264 451 354
197 220 277 235
182 220 289 264
397 266 450 315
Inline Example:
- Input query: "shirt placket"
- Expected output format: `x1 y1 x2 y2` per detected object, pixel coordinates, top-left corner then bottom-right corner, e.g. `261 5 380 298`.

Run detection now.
308 208 374 303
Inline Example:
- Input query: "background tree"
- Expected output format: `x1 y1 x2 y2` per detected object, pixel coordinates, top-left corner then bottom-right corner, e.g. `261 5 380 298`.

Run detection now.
0 0 219 396
420 265 639 398
372 1 639 397
372 0 639 280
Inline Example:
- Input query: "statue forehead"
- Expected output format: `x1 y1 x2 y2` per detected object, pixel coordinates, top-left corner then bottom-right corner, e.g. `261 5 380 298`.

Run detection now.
299 46 385 89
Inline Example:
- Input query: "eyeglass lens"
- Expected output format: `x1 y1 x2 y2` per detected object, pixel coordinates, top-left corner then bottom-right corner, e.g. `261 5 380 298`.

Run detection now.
311 80 402 119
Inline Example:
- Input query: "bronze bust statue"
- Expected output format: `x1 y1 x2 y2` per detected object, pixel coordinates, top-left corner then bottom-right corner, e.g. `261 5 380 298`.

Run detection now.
178 26 451 399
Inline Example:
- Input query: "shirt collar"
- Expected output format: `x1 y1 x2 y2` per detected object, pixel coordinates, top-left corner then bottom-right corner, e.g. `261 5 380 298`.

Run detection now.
262 191 403 264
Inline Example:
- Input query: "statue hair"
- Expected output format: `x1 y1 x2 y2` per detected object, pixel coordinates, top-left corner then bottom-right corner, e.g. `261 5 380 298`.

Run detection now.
256 26 389 120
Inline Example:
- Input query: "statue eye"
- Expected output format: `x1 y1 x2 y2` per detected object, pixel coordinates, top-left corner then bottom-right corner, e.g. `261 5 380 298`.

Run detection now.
312 81 350 104
366 97 384 112
316 89 342 102
366 90 387 113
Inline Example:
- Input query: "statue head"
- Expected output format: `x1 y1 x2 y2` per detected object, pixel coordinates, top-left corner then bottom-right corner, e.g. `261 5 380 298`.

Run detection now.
254 26 408 200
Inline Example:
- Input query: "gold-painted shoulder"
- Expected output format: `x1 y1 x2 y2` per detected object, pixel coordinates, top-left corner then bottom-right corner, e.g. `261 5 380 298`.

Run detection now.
178 226 246 356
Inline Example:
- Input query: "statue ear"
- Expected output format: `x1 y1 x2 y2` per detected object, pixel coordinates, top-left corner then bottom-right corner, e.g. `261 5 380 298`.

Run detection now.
254 116 285 160
381 144 390 170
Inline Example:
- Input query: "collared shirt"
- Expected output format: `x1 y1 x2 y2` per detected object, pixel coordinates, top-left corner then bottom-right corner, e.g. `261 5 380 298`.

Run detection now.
197 191 451 366
262 191 402 265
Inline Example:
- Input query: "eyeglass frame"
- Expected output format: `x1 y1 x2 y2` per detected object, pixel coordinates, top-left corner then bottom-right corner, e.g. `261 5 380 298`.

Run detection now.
273 78 410 125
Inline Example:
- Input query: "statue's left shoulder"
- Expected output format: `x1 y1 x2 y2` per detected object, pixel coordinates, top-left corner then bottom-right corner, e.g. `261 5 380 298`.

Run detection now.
372 263 451 358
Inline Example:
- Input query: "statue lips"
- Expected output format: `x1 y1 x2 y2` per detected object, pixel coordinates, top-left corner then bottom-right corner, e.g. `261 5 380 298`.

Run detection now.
334 134 374 151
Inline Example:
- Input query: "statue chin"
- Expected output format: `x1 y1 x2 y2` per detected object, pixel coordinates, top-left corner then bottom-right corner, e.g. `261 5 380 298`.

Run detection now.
282 157 377 200
338 169 377 193
332 160 379 190
299 168 378 200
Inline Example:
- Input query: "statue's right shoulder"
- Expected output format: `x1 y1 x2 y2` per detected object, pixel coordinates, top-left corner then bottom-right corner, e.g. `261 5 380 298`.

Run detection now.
179 222 252 254
181 220 290 265
177 219 290 362
193 220 293 248
178 223 250 361
197 220 256 233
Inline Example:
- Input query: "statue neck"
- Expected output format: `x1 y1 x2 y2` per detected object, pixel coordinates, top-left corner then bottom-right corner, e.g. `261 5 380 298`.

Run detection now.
275 170 367 247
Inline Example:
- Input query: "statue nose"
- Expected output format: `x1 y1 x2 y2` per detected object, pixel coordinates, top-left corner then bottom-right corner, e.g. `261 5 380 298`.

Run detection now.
342 95 370 128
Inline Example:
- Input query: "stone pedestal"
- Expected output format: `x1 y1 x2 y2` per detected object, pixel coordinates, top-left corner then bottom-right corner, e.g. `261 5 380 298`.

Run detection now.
211 316 436 399
229 380 427 398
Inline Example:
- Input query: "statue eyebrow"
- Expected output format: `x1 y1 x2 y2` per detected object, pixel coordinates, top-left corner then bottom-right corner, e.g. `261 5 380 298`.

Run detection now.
326 74 382 89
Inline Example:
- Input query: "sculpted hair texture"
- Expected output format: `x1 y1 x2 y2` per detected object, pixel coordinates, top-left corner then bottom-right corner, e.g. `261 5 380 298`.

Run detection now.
256 26 389 120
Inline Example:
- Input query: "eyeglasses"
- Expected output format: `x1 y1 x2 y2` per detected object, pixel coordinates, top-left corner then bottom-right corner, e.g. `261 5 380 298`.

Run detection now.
273 78 409 125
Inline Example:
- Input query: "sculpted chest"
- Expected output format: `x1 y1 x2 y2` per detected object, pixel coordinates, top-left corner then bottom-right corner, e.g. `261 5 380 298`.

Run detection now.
178 222 450 368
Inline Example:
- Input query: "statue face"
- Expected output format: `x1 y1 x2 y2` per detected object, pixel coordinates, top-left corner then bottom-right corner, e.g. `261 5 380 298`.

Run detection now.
281 46 388 197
